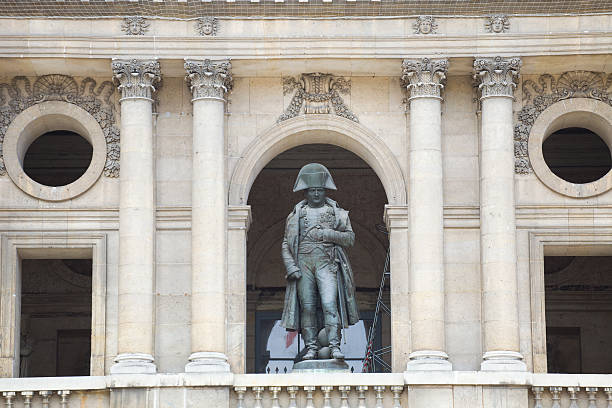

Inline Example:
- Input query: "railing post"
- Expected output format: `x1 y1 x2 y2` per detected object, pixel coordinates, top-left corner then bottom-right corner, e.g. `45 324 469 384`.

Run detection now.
287 386 298 408
339 386 350 408
391 386 404 408
532 387 544 408
568 386 579 408
2 392 15 408
21 391 33 408
39 391 51 408
550 386 562 408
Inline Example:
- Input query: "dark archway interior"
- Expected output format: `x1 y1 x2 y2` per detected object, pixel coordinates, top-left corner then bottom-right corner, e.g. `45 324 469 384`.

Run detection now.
20 259 92 377
545 256 612 374
542 127 612 184
22 130 93 187
246 143 390 373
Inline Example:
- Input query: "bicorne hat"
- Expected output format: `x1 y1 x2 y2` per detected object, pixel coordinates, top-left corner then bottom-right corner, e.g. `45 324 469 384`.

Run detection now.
293 163 337 192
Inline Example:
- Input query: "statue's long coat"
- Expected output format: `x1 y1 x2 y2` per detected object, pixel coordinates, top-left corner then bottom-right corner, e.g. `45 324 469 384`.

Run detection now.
280 198 360 331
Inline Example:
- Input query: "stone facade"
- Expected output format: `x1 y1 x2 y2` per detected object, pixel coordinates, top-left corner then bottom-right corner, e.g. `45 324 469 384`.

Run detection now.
0 3 610 408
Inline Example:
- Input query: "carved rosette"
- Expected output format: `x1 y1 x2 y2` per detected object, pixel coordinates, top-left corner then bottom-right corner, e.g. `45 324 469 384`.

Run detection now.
112 59 161 101
473 56 522 99
401 58 448 101
184 59 233 102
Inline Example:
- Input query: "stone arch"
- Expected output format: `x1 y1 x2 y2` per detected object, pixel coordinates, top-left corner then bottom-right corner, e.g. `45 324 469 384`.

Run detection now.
228 115 407 206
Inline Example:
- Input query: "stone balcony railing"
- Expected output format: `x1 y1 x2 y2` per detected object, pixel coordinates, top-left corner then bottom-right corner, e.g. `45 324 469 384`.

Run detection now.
0 372 611 408
232 373 405 408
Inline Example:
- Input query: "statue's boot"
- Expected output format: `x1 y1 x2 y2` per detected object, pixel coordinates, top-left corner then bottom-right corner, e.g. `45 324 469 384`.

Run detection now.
327 324 345 360
302 327 318 360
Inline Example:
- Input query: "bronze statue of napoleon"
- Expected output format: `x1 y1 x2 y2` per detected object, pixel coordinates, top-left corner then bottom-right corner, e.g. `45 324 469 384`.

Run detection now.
281 163 359 361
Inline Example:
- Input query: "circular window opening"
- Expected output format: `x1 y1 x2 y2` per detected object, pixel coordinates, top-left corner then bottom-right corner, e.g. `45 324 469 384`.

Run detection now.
542 127 612 184
22 130 93 187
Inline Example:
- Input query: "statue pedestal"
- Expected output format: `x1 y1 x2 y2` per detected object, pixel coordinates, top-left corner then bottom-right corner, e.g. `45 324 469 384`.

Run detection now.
292 359 350 373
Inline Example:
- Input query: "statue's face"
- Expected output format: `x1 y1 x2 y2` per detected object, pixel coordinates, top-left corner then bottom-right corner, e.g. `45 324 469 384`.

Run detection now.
492 18 504 32
305 187 326 207
203 22 214 35
420 20 432 34
130 21 141 33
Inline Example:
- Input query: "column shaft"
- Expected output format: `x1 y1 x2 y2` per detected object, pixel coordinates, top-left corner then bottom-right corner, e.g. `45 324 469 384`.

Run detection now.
402 58 452 371
474 56 526 371
184 59 233 372
111 59 161 374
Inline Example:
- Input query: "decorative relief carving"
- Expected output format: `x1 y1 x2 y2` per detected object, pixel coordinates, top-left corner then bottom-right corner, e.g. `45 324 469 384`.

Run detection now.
195 17 218 36
278 73 358 123
184 59 233 101
0 74 120 177
413 16 437 34
514 70 612 174
485 15 510 33
473 56 522 99
121 16 149 35
401 58 448 100
112 59 161 101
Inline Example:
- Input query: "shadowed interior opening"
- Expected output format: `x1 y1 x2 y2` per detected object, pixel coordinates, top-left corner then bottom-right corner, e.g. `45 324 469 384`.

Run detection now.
542 127 611 184
22 130 93 187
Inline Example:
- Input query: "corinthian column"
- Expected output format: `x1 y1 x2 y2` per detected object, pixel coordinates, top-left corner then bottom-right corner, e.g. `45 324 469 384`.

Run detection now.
184 59 233 372
110 59 161 374
401 58 452 371
473 56 526 371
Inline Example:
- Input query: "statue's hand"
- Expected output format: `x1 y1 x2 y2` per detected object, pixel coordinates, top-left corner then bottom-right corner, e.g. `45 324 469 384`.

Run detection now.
310 226 324 241
287 271 302 281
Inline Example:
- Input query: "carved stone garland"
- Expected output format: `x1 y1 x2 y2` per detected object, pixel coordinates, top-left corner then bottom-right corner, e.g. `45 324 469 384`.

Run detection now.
278 73 358 123
0 74 120 177
514 71 612 174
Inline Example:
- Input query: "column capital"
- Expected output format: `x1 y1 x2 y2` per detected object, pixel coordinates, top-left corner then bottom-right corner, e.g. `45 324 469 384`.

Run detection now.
473 56 522 100
111 58 161 102
401 58 448 101
184 59 233 102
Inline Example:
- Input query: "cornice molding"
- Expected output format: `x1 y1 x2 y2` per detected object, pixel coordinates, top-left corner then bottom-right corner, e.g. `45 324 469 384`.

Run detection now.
0 32 610 61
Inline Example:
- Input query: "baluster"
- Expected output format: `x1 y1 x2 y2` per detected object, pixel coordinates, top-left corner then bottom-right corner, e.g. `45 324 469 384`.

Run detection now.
339 386 350 408
321 386 333 408
288 386 299 408
550 387 562 408
390 386 403 408
235 387 247 408
605 388 612 408
253 386 264 408
39 391 52 408
58 390 70 408
304 386 315 408
2 392 15 408
21 391 34 408
374 386 385 408
357 386 368 408
586 387 598 408
567 387 579 408
270 386 281 408
532 387 544 408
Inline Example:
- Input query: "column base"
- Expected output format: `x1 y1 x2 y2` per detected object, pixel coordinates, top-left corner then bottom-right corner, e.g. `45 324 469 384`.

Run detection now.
185 352 230 373
110 353 156 374
480 351 527 371
406 350 452 371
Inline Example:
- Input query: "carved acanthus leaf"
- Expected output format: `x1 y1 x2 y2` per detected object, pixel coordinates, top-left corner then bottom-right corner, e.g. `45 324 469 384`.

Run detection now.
514 70 612 174
112 59 161 100
473 56 522 99
0 75 120 177
184 59 233 101
278 73 358 123
401 58 448 100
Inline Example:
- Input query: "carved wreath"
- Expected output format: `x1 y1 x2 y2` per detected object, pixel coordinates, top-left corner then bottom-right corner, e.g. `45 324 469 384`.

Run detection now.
514 70 612 174
0 74 120 177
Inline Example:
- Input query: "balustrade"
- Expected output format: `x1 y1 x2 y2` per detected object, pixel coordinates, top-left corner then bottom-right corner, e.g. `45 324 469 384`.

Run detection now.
2 391 72 408
233 385 404 408
531 386 612 408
